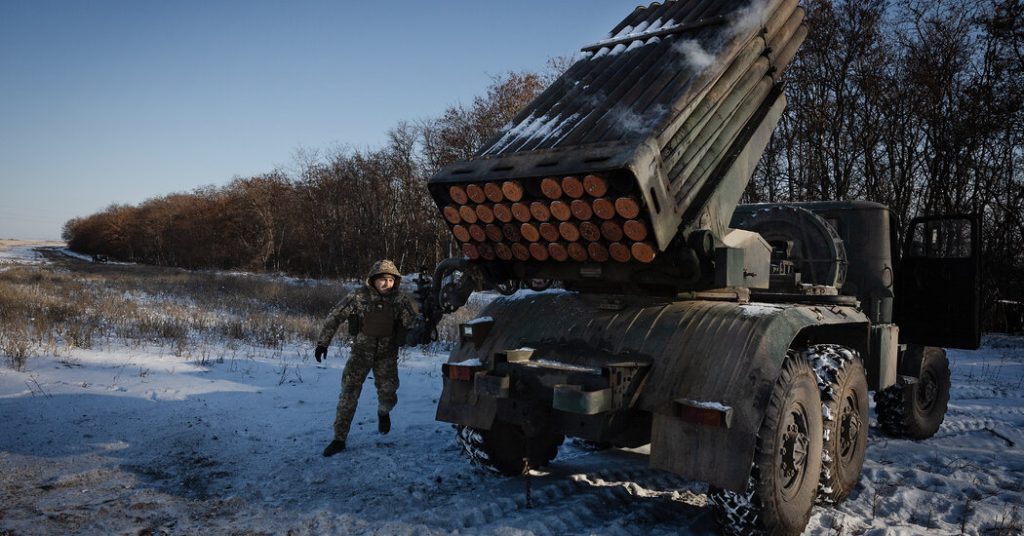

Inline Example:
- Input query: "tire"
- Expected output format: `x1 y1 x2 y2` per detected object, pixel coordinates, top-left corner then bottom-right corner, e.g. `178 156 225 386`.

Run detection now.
802 345 868 504
874 347 950 439
709 351 824 536
455 421 563 476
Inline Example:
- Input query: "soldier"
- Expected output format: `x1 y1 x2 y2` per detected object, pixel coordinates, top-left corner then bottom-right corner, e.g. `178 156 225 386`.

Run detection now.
315 259 420 457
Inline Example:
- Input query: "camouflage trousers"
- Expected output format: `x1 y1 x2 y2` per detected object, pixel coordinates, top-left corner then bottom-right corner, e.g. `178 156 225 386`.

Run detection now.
332 347 400 441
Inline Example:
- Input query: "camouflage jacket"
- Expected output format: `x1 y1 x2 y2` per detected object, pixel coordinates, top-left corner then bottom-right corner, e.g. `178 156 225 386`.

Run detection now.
317 279 420 355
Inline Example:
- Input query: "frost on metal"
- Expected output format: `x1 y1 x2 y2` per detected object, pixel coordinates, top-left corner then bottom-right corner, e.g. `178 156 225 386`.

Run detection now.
483 111 581 156
465 316 494 326
528 359 602 375
494 288 575 303
585 18 683 58
679 399 733 412
737 303 786 318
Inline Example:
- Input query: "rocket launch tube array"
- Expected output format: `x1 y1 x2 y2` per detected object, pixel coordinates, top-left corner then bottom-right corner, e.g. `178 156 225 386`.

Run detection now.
442 174 658 264
659 0 806 212
434 0 806 266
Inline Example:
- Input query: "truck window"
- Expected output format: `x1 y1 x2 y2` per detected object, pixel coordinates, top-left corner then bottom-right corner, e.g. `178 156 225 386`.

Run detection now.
908 218 972 259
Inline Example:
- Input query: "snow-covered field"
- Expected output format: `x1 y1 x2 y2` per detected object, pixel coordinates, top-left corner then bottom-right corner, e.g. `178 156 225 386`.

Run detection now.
0 246 1022 535
0 240 63 266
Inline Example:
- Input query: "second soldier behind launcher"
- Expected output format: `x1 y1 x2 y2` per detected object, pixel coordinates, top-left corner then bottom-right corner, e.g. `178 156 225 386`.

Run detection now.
314 259 421 457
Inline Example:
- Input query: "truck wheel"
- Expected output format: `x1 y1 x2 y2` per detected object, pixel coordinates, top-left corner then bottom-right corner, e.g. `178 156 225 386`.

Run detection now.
802 345 868 504
874 347 950 439
455 422 563 476
708 352 823 536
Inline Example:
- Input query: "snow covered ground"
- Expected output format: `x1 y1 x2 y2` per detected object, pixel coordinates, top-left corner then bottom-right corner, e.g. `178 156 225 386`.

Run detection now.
0 240 62 267
0 246 1022 535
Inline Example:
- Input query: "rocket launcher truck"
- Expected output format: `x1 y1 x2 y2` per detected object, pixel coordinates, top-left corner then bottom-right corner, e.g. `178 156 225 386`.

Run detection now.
420 1 981 534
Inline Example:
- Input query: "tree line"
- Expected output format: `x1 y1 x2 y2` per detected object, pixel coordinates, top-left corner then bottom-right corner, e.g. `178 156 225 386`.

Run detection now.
63 71 551 278
747 0 1024 320
64 0 1022 320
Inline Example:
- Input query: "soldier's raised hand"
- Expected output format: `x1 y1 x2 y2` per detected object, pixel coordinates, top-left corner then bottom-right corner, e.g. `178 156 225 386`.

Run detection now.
315 344 328 362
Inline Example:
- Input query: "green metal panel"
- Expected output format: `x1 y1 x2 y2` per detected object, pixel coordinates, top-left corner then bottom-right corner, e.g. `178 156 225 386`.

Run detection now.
439 290 869 489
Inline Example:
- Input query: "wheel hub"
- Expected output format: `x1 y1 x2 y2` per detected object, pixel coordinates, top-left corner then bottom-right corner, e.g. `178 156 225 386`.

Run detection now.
839 394 862 461
917 370 938 411
779 407 810 499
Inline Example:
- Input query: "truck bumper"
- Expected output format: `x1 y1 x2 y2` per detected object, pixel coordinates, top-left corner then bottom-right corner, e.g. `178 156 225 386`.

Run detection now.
436 357 651 446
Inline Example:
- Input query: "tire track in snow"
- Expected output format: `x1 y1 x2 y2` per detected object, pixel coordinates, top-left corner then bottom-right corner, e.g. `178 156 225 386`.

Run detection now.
405 465 708 534
932 416 1020 447
950 384 1014 400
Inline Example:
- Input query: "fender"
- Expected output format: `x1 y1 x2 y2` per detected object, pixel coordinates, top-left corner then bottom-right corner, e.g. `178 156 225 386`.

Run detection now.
641 299 868 489
438 290 869 490
897 344 945 378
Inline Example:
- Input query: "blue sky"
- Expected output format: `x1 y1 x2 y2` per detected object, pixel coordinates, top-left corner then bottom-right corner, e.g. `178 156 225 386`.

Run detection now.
0 1 634 239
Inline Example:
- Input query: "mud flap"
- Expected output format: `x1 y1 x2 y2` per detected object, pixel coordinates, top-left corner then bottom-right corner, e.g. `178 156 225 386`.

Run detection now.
435 376 498 430
474 371 510 398
651 414 757 491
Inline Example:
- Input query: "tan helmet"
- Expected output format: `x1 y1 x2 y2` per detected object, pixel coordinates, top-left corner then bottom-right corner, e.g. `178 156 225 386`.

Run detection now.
366 259 402 288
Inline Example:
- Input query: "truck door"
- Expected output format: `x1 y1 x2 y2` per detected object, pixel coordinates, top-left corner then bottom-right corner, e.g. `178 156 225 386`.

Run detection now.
895 215 981 349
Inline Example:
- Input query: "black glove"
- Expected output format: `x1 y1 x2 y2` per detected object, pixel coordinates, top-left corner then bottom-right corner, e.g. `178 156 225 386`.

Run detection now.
314 344 328 362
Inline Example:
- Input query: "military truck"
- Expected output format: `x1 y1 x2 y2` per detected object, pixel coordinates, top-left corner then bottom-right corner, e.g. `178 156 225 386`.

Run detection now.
417 1 981 534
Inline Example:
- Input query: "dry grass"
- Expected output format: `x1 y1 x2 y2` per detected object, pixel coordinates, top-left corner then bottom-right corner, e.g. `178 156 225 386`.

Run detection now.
0 250 483 370
981 505 1022 535
0 251 351 370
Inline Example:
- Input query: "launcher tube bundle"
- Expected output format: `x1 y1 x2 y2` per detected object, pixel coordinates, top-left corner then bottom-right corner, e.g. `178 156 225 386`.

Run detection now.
428 0 806 292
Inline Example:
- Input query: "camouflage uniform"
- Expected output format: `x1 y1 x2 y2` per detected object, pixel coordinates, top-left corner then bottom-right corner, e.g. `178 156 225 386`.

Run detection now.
317 260 420 442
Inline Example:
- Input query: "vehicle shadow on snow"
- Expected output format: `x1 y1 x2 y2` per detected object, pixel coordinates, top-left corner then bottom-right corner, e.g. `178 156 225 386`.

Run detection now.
383 439 719 534
0 358 716 534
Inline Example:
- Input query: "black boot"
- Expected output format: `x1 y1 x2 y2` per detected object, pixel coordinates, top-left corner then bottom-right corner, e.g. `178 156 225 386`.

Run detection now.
322 439 346 457
378 412 391 435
